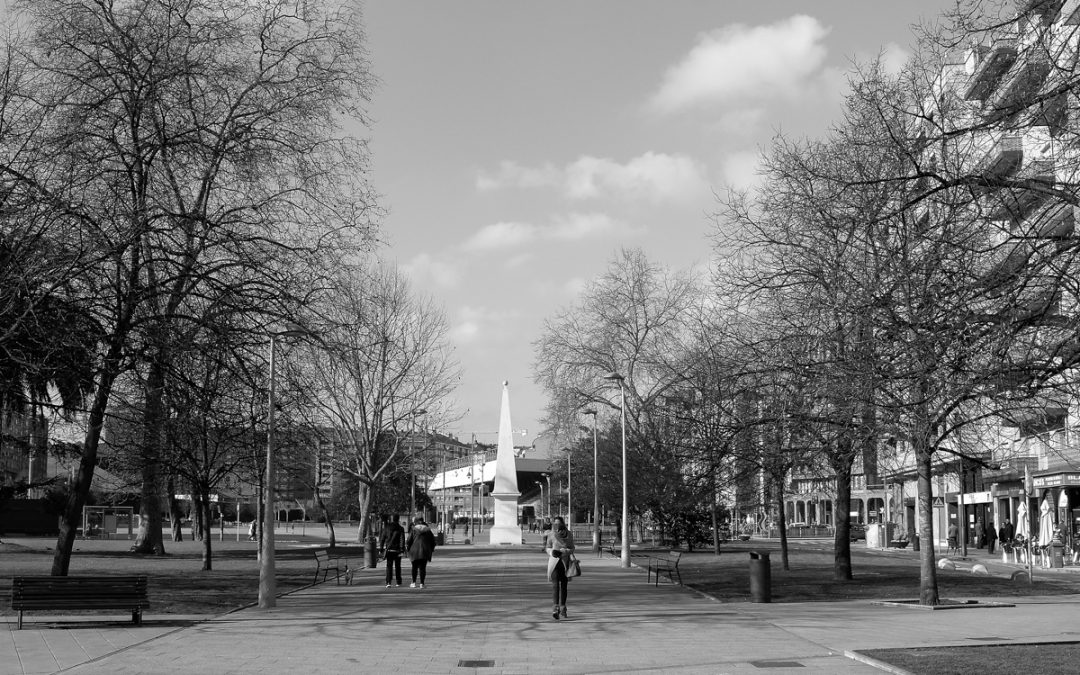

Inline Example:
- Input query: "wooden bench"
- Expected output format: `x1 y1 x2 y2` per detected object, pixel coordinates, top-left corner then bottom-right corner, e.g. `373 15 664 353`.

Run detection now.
313 549 349 585
11 575 149 630
647 551 683 586
603 538 620 558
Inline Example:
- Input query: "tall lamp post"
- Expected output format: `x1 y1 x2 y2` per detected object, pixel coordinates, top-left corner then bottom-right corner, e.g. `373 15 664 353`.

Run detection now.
260 323 310 610
409 409 427 521
582 408 599 553
604 372 630 568
536 481 545 523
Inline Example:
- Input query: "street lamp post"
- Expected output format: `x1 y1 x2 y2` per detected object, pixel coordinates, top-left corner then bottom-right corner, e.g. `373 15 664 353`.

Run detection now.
567 452 572 528
260 323 309 610
604 372 630 567
536 481 545 523
583 408 599 553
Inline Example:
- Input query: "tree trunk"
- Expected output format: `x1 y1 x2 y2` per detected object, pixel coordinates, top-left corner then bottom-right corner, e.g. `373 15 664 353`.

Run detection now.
357 481 373 541
132 359 167 554
916 445 940 605
832 455 854 581
192 493 204 541
167 474 184 542
51 365 119 576
314 491 336 549
776 477 790 571
200 486 213 571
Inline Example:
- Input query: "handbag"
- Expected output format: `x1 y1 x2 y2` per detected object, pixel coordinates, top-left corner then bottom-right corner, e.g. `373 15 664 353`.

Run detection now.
566 553 582 578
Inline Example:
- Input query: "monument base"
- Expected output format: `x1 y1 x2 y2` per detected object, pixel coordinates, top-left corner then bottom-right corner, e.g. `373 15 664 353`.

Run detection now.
489 492 522 545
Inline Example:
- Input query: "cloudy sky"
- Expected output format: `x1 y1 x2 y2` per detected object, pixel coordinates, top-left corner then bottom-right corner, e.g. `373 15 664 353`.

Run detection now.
363 1 953 445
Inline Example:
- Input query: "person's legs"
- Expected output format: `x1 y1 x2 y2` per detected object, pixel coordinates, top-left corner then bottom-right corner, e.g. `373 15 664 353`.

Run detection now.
417 560 428 584
411 561 419 586
551 563 567 618
393 555 402 585
385 555 393 586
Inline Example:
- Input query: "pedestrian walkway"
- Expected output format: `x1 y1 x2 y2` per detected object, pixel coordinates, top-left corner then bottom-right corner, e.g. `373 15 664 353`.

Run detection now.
5 542 1080 674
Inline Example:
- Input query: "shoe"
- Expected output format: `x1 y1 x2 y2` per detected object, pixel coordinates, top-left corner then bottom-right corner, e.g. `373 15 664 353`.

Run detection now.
560 606 567 618
410 582 417 588
385 584 391 588
419 583 425 589
395 583 401 587
552 606 560 620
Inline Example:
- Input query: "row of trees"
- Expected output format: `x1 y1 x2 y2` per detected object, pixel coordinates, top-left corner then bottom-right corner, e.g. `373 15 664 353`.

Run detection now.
0 1 458 574
535 0 1080 604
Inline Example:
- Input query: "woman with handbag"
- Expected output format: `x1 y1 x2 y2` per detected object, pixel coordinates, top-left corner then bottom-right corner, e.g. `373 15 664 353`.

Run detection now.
545 516 575 620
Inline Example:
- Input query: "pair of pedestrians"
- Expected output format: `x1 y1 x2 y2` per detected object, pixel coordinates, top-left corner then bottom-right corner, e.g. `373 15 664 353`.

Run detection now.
379 516 437 588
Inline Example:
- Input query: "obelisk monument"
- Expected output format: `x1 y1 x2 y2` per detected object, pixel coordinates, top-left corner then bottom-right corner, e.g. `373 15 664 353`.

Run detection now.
489 381 523 545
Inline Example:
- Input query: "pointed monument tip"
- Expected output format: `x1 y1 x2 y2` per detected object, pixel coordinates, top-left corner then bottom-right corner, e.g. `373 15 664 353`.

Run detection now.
503 379 509 386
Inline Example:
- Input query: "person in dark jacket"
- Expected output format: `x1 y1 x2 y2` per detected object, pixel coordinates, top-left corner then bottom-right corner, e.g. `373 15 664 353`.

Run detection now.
379 514 406 588
985 518 998 554
406 517 437 588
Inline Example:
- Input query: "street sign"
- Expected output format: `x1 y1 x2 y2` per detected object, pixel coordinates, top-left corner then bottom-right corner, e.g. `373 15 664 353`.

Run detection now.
932 497 944 507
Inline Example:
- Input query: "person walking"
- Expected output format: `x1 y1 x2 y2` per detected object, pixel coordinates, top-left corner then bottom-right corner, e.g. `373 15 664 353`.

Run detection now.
999 517 1014 550
546 516 575 620
947 521 959 556
985 518 998 554
379 514 406 588
406 517 437 588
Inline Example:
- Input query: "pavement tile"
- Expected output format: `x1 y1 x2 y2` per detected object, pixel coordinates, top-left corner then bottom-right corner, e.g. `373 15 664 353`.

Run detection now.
4 541 1080 674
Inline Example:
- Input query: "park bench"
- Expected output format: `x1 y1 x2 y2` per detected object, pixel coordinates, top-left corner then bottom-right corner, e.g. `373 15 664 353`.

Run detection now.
313 549 349 585
603 538 619 558
889 539 909 549
647 551 683 586
11 575 149 630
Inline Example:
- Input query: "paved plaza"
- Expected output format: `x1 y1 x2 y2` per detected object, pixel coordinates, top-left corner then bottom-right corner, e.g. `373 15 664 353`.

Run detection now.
4 539 1080 674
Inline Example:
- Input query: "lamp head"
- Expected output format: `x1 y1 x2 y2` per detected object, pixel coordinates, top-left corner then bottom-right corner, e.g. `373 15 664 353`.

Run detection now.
603 372 624 383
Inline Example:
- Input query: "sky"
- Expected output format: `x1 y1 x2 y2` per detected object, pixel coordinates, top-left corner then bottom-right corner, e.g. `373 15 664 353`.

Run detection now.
362 1 956 446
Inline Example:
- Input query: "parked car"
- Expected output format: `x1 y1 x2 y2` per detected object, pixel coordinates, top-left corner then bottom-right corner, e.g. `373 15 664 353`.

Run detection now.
849 523 866 541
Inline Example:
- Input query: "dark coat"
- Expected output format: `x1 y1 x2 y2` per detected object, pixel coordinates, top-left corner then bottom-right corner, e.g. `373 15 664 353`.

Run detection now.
380 522 405 553
406 524 437 562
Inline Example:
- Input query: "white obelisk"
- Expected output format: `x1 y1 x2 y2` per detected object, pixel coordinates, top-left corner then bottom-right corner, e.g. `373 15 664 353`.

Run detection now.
489 381 523 545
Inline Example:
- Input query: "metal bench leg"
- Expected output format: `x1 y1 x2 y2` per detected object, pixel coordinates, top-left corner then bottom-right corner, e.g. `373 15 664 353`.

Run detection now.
17 610 23 630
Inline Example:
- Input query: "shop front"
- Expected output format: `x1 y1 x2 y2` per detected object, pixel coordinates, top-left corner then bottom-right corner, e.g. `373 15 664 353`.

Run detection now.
1031 471 1080 552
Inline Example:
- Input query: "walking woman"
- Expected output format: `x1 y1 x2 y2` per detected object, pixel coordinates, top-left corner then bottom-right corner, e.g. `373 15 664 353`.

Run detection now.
406 517 437 588
546 516 575 620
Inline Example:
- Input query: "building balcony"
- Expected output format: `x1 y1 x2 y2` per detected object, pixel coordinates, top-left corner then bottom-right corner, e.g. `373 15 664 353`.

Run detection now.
1033 204 1075 239
988 54 1052 120
978 133 1023 180
965 39 1018 101
987 158 1056 221
1019 0 1064 19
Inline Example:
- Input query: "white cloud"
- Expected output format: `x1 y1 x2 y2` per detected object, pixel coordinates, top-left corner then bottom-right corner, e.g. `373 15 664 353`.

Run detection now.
720 150 763 191
451 306 523 345
476 151 710 204
400 252 462 290
650 15 831 114
461 212 640 253
879 42 910 76
476 160 561 192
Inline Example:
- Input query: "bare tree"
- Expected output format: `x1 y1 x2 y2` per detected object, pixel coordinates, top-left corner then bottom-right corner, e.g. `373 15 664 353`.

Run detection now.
297 263 459 540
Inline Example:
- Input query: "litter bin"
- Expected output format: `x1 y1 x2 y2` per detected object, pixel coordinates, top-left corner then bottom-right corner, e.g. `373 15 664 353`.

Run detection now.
436 532 445 546
749 551 771 603
912 534 920 552
364 537 378 568
1052 542 1064 568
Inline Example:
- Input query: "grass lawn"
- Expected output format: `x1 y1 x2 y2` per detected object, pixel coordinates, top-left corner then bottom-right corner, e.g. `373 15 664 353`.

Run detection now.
0 534 362 616
670 541 1080 602
859 643 1080 675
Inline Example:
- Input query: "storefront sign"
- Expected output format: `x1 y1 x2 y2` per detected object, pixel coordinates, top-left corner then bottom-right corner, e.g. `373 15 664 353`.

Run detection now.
966 491 992 504
1033 473 1080 488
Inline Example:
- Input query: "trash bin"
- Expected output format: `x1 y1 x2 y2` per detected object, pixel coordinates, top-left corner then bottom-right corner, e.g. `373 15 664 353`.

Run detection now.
749 551 771 603
912 534 920 552
1052 542 1064 568
364 537 378 568
436 532 445 546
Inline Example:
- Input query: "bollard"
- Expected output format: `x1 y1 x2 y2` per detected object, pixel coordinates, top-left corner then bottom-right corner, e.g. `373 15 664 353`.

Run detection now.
364 537 378 568
749 551 771 603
